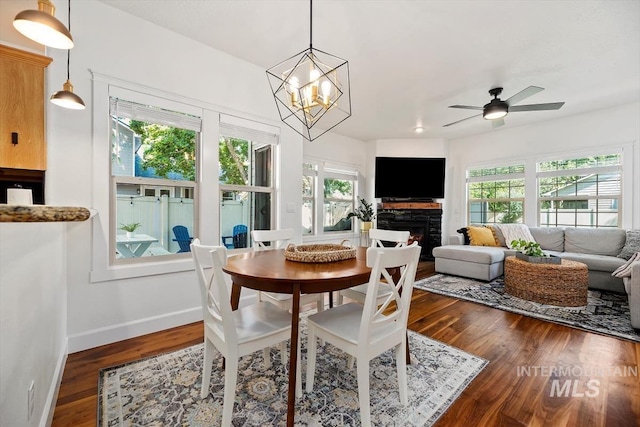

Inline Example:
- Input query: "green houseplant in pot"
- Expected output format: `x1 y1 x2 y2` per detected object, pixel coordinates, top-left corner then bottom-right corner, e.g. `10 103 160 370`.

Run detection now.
347 198 376 231
120 222 141 239
511 239 560 264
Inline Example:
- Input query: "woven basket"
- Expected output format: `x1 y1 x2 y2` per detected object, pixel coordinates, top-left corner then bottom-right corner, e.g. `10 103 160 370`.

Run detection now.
504 256 588 307
284 241 356 263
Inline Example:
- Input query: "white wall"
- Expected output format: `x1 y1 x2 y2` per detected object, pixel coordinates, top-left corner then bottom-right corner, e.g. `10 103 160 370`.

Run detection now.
0 223 68 427
42 0 302 352
445 102 640 237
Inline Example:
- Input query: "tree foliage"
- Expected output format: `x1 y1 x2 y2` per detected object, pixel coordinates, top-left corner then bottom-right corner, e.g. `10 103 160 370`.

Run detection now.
324 178 352 198
218 137 249 185
130 120 196 180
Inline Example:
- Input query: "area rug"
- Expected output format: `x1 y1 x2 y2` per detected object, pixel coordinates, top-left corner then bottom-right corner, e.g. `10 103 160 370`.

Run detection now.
98 327 487 426
415 274 640 343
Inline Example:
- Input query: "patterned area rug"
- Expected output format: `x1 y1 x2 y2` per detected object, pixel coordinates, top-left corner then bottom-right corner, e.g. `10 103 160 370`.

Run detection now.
98 324 487 426
415 274 640 342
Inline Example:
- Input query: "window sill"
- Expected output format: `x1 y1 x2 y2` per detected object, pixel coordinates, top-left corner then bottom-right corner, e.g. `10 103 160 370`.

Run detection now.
90 257 194 283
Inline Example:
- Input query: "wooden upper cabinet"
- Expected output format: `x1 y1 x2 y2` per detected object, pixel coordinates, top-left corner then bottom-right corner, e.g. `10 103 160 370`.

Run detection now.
0 44 52 171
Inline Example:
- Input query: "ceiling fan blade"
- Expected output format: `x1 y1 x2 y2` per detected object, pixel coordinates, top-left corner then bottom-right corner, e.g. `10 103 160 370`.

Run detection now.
491 118 505 128
443 113 482 127
448 105 483 110
510 102 565 112
506 86 544 106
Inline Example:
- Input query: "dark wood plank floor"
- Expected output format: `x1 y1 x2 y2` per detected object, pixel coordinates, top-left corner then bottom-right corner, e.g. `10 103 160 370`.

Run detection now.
52 262 640 426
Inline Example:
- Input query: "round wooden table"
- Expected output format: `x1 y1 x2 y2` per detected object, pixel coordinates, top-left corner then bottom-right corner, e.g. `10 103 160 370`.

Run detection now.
223 247 371 427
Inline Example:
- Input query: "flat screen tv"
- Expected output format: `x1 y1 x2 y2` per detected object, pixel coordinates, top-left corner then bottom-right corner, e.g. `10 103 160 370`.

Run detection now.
374 157 446 200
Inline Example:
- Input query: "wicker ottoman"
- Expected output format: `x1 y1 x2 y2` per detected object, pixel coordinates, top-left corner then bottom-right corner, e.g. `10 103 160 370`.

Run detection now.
504 256 588 307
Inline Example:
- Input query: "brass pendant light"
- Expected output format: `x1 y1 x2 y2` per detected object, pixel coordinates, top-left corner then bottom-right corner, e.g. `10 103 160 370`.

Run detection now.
266 0 351 141
13 0 74 49
50 0 84 110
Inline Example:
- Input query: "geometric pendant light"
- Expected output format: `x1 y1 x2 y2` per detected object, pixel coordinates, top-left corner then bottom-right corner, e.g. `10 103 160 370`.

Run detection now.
50 0 85 110
266 0 351 141
13 0 74 50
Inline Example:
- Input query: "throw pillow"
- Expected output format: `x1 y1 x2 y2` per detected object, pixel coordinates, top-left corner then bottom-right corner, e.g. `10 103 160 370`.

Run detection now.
467 225 499 247
492 224 537 249
618 230 640 260
612 251 640 278
456 227 471 245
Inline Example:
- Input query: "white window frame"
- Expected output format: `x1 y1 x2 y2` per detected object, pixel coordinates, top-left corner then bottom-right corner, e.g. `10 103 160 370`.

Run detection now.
218 114 279 249
536 152 623 228
466 164 526 225
303 159 359 239
109 97 200 265
462 144 633 228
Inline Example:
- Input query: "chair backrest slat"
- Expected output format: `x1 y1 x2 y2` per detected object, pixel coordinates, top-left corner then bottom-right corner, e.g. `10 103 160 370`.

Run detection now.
251 228 294 251
359 242 421 343
191 239 237 343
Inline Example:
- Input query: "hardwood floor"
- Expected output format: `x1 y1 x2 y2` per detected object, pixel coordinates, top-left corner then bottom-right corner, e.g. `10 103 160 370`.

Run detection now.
52 262 640 426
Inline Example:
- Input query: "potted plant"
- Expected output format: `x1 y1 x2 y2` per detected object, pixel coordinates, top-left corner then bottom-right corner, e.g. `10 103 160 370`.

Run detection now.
511 239 561 264
120 222 141 239
347 198 376 231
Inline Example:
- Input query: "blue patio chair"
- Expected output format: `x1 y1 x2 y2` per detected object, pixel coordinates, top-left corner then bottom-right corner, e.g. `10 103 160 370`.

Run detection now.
172 225 193 253
222 224 248 249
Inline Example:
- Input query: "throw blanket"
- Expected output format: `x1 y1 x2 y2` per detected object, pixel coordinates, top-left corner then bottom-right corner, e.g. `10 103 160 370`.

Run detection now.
612 251 640 278
492 224 536 248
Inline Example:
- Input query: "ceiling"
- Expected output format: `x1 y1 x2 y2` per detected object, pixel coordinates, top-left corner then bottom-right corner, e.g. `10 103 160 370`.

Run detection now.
98 1 639 142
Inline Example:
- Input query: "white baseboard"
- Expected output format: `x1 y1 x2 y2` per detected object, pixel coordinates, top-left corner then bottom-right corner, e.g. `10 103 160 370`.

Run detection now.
67 293 258 353
41 339 68 427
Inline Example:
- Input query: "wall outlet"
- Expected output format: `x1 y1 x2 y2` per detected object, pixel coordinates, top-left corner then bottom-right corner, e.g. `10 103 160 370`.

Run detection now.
27 380 35 420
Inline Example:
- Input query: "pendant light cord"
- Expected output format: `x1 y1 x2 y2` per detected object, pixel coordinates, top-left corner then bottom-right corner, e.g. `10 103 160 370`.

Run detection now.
309 0 313 50
66 0 71 81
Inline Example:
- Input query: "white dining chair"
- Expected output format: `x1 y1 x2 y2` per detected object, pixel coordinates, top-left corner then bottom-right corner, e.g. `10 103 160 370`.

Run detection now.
305 242 421 427
336 228 411 306
251 228 326 313
191 239 301 427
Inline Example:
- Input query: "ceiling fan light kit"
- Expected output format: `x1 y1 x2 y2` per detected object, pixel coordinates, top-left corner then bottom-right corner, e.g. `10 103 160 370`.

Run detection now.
13 0 74 49
266 0 351 141
444 86 565 128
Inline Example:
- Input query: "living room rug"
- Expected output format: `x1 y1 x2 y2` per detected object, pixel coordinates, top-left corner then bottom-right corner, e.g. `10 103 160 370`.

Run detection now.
415 274 640 343
98 328 487 426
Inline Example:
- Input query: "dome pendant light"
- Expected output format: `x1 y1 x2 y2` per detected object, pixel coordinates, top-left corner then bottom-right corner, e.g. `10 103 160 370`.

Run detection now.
13 0 74 49
50 0 84 110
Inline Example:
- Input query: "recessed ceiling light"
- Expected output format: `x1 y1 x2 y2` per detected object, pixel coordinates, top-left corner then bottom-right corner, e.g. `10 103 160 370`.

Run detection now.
414 127 424 133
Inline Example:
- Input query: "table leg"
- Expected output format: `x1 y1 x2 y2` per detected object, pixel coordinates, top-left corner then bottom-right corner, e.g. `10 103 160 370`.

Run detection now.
286 284 301 427
230 282 241 310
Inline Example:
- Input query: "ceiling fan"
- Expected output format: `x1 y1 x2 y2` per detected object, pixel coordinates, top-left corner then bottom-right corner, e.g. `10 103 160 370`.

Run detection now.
443 86 565 128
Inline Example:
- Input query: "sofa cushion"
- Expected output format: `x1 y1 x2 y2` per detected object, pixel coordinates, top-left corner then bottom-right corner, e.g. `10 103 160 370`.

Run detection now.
559 252 626 273
617 229 640 260
468 226 499 246
433 245 505 264
564 228 626 256
491 224 537 249
529 227 565 252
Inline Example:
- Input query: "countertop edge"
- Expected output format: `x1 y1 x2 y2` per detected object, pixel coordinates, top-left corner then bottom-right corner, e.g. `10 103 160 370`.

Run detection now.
0 205 92 222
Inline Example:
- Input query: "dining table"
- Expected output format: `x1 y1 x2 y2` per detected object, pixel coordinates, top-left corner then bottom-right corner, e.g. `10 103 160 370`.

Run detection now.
223 246 373 427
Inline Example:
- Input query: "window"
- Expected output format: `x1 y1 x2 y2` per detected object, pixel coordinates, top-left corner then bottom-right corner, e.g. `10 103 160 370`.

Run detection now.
302 163 317 235
467 164 525 224
538 154 621 228
303 160 357 236
110 98 200 262
219 115 278 248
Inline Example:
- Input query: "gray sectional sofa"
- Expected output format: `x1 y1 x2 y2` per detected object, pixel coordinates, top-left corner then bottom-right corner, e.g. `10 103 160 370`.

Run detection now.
433 227 627 293
433 226 640 329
